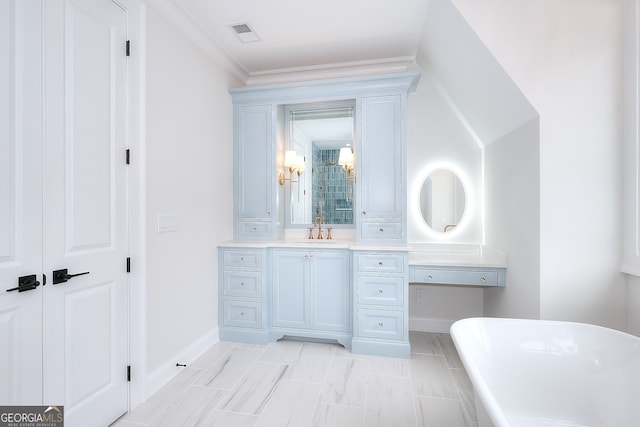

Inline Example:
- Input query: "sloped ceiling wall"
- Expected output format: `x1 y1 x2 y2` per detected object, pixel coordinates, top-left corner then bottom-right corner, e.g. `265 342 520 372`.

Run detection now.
417 0 538 145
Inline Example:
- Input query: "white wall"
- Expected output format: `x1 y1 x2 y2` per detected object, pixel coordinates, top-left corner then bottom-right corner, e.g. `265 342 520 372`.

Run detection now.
623 0 640 336
484 119 540 319
406 71 484 330
145 6 236 374
628 276 640 335
407 75 483 243
452 0 627 329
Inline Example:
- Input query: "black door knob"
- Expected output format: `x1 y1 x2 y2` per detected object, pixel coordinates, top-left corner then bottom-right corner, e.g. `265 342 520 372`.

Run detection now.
6 274 40 293
52 269 90 285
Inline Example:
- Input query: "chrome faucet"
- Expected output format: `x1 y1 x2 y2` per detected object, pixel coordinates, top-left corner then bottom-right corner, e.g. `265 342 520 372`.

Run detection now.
314 217 324 239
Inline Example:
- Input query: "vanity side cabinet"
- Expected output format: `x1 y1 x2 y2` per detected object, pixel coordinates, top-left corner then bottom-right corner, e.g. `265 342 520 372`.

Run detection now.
218 247 268 344
357 94 407 242
233 104 278 240
271 249 351 347
352 250 410 358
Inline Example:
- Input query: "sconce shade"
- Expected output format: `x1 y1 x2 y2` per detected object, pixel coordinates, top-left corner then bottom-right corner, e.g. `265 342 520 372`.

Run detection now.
295 155 305 172
284 150 297 168
339 147 353 166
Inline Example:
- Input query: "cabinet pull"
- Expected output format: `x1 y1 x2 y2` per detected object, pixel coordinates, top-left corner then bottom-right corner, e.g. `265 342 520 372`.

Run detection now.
377 322 384 328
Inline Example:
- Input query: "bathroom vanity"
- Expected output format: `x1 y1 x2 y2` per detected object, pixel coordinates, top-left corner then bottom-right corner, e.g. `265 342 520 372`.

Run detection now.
218 71 506 358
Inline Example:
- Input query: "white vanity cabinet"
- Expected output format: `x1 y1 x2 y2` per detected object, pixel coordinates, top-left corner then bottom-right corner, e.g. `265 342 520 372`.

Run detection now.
270 249 351 347
357 94 406 242
233 104 277 240
218 247 268 343
352 250 410 358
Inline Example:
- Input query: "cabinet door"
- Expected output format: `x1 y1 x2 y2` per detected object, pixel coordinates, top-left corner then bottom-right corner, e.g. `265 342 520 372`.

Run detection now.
311 251 350 332
271 251 307 328
358 95 405 241
235 105 274 238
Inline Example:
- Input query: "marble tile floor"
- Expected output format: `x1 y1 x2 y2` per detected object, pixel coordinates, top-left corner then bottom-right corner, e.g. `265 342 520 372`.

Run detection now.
112 331 477 427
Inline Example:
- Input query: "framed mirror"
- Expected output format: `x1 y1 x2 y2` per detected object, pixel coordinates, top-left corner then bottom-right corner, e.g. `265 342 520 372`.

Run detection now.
284 102 356 227
419 169 466 233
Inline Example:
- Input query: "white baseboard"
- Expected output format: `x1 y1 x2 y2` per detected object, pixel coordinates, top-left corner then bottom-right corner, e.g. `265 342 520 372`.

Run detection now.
409 317 457 334
145 327 219 399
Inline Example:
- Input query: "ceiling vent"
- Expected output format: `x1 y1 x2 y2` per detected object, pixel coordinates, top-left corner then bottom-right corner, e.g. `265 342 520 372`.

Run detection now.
229 22 260 43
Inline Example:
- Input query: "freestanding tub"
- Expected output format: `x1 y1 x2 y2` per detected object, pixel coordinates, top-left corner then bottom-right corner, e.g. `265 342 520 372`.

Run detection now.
450 317 640 427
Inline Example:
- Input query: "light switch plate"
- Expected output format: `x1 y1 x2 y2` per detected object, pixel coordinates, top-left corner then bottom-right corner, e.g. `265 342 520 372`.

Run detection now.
157 214 179 233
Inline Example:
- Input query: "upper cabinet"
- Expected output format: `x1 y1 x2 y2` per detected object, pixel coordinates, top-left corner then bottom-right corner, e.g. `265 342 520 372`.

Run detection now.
357 94 406 242
234 104 277 240
230 72 419 242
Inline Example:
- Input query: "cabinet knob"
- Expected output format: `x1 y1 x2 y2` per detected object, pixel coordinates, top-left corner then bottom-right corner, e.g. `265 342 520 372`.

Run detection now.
240 257 244 261
251 227 257 232
427 275 432 280
379 228 384 232
362 211 367 216
239 312 245 317
378 289 384 294
481 277 486 282
378 261 383 266
377 322 384 328
240 282 245 287
266 211 271 216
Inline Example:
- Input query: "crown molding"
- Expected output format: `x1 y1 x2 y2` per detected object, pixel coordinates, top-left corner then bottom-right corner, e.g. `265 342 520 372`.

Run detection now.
245 57 418 86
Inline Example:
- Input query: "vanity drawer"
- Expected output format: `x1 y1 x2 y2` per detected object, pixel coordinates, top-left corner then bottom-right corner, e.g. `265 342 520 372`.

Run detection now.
357 276 404 306
223 300 262 328
411 267 499 286
223 271 262 297
357 253 405 274
356 309 404 340
361 222 403 240
237 221 272 239
223 249 262 269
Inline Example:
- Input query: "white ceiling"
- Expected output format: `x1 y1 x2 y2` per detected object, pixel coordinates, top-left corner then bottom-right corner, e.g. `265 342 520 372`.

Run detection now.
152 0 430 81
151 0 537 145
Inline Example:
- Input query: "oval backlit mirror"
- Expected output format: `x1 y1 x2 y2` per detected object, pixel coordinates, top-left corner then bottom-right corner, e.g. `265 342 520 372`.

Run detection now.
419 169 466 233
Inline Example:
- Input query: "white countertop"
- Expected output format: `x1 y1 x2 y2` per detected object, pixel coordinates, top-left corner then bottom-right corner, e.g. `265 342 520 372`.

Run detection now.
218 239 411 252
408 244 507 268
218 241 507 268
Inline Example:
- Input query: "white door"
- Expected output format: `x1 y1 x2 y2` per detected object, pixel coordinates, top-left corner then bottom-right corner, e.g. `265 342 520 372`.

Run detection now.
0 0 44 405
43 0 129 425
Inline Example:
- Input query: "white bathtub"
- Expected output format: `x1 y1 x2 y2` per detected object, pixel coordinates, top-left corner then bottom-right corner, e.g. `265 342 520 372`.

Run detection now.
450 317 640 427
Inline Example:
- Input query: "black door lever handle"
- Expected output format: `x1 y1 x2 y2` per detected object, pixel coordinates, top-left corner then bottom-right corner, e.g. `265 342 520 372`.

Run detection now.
6 274 40 292
52 268 90 285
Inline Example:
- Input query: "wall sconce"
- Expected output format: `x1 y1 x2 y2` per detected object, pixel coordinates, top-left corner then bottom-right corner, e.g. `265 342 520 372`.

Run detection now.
279 150 305 185
338 147 355 178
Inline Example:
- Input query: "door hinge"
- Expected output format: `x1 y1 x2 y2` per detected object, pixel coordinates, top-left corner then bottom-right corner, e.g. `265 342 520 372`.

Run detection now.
126 257 131 273
126 40 131 57
127 365 131 382
126 149 130 165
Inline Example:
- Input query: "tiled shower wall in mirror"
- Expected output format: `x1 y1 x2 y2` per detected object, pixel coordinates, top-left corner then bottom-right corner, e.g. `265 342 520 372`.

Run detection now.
312 147 353 224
